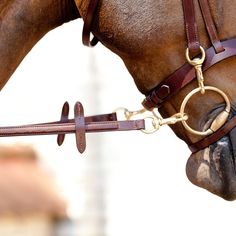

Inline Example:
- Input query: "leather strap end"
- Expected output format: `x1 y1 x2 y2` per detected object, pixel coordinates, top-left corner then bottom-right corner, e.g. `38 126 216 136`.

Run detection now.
74 102 86 154
57 102 70 146
82 0 99 47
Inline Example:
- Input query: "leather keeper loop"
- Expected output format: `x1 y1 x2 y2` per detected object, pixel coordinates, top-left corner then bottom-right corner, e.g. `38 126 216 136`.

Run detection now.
74 102 86 154
57 102 70 146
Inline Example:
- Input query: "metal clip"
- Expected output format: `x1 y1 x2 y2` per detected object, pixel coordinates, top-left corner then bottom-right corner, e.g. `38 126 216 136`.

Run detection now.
159 113 188 126
114 107 146 120
186 46 206 94
114 107 188 134
141 111 188 134
114 107 159 134
124 108 147 120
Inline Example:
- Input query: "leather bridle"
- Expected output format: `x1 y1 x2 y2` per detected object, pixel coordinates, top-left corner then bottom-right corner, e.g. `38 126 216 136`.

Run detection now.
82 0 236 153
0 102 145 154
1 0 236 154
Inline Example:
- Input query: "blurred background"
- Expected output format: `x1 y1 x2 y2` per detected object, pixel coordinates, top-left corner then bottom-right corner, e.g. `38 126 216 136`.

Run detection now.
0 19 235 236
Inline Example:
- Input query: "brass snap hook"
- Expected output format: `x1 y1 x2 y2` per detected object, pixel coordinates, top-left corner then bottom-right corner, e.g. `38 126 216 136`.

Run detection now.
114 107 161 134
186 46 206 94
180 86 231 136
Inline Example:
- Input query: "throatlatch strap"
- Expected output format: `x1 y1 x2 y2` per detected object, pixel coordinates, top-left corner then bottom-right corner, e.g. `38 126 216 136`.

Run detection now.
82 0 99 47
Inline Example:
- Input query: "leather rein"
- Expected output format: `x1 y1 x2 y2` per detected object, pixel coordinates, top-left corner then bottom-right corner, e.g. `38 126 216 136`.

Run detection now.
0 102 145 154
1 0 236 154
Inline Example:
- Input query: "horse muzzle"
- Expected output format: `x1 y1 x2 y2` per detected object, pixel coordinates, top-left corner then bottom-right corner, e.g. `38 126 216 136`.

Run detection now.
186 108 236 201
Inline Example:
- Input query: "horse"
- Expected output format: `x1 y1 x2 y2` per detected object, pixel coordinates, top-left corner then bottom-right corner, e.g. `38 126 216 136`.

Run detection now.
1 0 236 201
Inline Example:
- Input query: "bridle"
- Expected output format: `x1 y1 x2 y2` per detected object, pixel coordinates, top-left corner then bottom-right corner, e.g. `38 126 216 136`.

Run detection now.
1 0 236 154
82 0 236 153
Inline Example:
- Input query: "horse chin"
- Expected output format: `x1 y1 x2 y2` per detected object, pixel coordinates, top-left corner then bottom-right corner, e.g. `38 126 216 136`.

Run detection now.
186 111 236 201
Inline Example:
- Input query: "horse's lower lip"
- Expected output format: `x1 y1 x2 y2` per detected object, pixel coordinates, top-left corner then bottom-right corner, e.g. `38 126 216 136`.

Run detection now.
210 134 236 200
186 110 236 200
228 117 236 159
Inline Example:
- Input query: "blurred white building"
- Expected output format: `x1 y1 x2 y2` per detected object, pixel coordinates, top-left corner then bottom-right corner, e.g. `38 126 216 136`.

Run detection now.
0 144 66 236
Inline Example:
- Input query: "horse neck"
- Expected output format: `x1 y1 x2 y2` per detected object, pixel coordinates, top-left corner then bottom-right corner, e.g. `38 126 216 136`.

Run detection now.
0 0 79 90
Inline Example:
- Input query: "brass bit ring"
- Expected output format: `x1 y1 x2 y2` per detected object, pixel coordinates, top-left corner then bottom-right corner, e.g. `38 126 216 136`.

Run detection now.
180 86 231 136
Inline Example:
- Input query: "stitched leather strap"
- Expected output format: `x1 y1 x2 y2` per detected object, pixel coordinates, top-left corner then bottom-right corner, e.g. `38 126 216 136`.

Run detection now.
143 38 236 110
0 102 145 153
198 0 224 53
182 0 201 56
189 115 236 153
143 0 236 153
82 0 99 47
57 102 118 147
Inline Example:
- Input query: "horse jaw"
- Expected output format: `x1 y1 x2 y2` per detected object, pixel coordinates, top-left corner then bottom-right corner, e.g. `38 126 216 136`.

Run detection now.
186 113 236 201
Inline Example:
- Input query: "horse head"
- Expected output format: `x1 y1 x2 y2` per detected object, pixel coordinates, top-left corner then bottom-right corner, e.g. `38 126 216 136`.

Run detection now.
1 0 236 200
75 0 236 200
